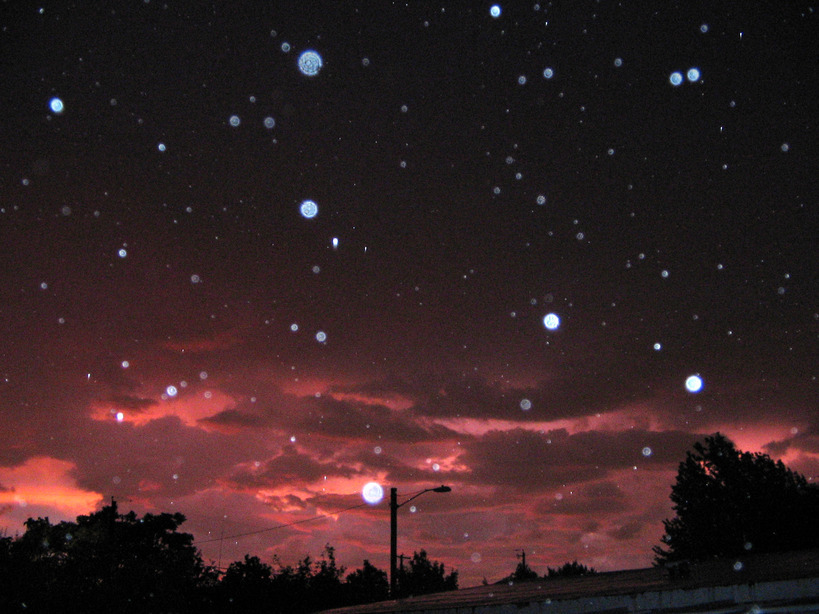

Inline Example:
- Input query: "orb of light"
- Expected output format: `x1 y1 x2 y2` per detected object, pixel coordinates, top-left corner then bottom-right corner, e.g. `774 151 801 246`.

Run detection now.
229 115 240 127
298 50 323 77
543 67 554 79
166 385 178 397
316 331 327 343
49 97 64 113
543 313 560 330
687 67 701 82
300 200 318 218
520 398 532 411
115 411 124 422
669 72 683 86
362 482 384 505
490 5 501 18
263 116 275 129
685 375 703 393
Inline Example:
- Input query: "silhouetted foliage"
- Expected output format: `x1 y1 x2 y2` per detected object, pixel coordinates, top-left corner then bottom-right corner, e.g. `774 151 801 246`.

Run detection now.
0 500 214 614
394 549 458 598
0 503 438 612
546 560 596 578
654 432 819 564
345 559 389 604
498 553 538 583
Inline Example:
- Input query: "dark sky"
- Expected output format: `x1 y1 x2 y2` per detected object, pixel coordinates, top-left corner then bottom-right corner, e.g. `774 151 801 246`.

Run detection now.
1 1 817 585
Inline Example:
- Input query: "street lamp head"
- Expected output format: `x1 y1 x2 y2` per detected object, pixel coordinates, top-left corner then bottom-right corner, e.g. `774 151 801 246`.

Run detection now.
433 485 451 493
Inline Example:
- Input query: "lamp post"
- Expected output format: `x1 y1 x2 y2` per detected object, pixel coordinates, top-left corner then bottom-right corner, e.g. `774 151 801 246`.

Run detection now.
390 485 451 597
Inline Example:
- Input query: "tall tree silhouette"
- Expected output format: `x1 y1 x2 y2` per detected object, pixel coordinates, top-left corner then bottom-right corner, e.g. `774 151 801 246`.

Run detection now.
655 433 819 564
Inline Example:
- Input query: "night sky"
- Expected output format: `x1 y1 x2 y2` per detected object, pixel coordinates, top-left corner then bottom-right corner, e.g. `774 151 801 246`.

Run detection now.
1 1 816 586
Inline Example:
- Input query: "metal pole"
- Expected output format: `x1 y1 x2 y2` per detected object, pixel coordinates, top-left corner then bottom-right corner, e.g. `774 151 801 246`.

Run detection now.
390 487 398 596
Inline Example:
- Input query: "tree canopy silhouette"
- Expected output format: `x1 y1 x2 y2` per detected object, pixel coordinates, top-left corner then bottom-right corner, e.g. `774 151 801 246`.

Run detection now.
394 549 458 598
0 499 213 613
655 432 819 564
546 560 596 578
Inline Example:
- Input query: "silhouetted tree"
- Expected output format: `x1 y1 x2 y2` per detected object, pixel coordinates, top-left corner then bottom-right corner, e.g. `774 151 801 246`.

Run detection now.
654 432 819 564
498 552 538 583
218 554 275 613
394 549 458 598
546 560 596 578
345 559 389 604
0 500 214 613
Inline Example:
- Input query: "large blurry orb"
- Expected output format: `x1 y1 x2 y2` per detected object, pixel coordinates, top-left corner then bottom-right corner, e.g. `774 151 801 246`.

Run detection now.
49 97 64 113
300 200 318 219
298 50 323 76
685 375 703 393
490 5 501 18
543 313 560 330
669 72 684 86
687 67 701 82
362 482 384 505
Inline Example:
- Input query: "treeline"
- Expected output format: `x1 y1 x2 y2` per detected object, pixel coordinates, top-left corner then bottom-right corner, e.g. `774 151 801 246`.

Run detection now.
0 501 456 614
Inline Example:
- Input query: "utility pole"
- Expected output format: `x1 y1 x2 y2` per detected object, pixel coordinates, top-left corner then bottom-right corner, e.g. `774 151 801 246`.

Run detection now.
389 485 451 597
390 487 398 597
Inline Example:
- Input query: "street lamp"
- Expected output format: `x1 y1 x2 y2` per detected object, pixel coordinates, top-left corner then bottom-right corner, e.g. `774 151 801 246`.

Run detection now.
390 485 451 597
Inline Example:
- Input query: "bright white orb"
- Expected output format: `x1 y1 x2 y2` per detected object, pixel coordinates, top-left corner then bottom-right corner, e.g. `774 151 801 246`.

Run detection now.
543 313 560 330
685 375 703 393
490 5 501 18
669 72 683 86
316 331 327 343
543 67 554 79
115 411 124 422
362 482 384 505
300 200 318 219
653 342 662 351
298 50 323 77
687 68 701 82
166 385 178 397
49 97 64 113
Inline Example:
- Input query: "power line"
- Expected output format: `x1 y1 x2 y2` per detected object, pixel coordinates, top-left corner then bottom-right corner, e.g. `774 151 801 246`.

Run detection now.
196 501 372 545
